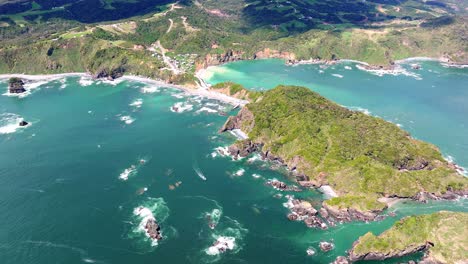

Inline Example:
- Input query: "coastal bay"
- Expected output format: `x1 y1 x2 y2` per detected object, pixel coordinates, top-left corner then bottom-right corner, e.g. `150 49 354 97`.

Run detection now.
1 60 467 263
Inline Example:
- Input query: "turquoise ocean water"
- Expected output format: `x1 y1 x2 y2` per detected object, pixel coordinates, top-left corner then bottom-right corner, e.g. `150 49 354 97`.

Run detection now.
205 59 468 171
0 61 467 264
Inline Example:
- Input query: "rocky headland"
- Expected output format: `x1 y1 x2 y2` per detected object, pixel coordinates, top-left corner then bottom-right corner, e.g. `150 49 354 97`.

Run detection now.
348 211 468 263
219 84 468 222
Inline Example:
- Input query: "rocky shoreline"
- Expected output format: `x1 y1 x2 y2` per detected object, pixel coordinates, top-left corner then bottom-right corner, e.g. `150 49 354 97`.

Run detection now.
219 105 468 225
349 241 433 262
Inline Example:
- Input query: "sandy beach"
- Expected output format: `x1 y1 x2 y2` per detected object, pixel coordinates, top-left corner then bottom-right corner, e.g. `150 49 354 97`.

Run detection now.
0 73 248 106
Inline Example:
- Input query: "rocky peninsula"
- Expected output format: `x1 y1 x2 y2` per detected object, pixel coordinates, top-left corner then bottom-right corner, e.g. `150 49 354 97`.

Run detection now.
218 84 468 221
349 211 468 263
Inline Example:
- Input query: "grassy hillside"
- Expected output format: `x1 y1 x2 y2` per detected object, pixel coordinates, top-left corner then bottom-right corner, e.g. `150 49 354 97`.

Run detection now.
0 0 467 82
350 211 468 263
226 85 467 210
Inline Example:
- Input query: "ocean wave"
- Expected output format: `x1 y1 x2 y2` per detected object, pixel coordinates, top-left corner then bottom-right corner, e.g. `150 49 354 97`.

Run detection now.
196 107 218 114
2 80 49 98
331 73 344 78
78 76 94 86
444 155 468 176
0 113 31 134
345 106 371 115
170 102 193 113
119 158 148 181
129 98 143 108
119 115 135 125
140 86 160 93
356 64 422 80
211 146 228 158
233 168 245 177
119 165 137 181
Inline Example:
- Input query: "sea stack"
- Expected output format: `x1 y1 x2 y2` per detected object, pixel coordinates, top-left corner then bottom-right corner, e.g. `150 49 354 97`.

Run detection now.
8 77 26 94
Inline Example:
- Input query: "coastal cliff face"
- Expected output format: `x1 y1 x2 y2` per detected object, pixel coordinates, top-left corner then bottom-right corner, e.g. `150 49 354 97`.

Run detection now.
219 85 468 218
348 211 468 263
196 48 297 70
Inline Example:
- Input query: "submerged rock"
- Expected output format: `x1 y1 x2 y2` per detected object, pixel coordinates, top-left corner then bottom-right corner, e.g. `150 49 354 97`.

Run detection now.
319 241 334 252
266 179 302 192
306 247 316 256
332 256 349 264
206 236 235 255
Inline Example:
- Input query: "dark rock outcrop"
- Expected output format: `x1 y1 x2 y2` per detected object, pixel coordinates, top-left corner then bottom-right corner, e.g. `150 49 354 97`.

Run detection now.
331 256 349 264
93 66 125 80
321 203 386 223
349 241 433 262
19 120 29 126
144 218 162 241
8 77 26 93
219 107 254 133
319 241 334 252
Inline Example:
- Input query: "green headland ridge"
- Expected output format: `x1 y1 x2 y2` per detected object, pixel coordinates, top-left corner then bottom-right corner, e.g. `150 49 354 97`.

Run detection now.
218 84 468 218
349 211 468 263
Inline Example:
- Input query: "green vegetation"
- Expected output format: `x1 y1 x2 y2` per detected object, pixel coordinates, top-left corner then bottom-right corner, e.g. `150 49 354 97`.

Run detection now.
211 82 262 102
232 85 467 210
324 195 386 212
0 0 467 82
351 211 468 263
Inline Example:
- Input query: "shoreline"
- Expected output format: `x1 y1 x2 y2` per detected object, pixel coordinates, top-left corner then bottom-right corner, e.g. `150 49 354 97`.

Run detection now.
0 73 248 107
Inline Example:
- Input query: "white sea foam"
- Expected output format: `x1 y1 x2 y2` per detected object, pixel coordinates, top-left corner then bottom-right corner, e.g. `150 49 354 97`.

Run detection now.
205 236 236 255
356 64 422 80
170 102 193 113
229 129 248 139
319 185 338 199
252 174 262 179
205 208 222 229
344 66 352 70
234 168 245 177
129 98 143 108
441 63 468 69
332 73 344 78
346 106 371 115
196 107 218 114
444 155 468 176
0 113 31 134
140 86 160 93
101 78 123 86
247 154 261 163
212 146 229 158
171 93 186 99
119 165 137 181
120 115 135 125
78 76 94 86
